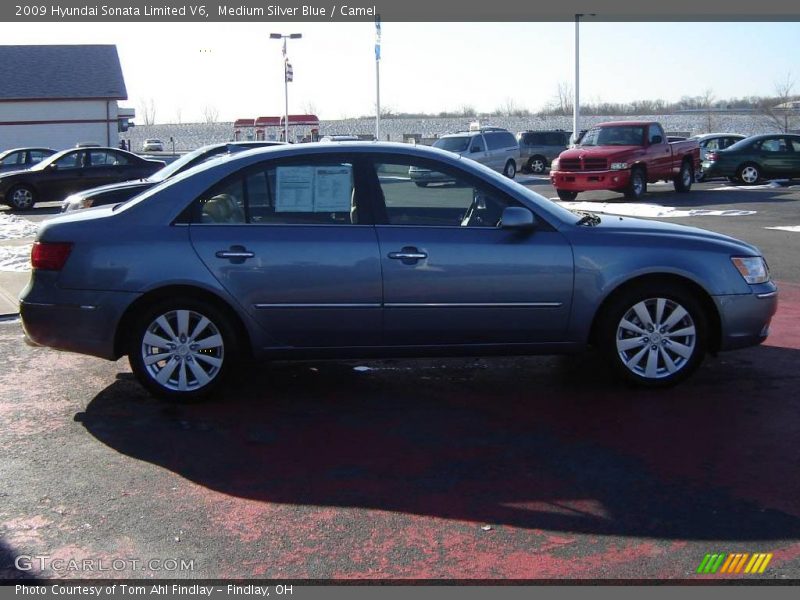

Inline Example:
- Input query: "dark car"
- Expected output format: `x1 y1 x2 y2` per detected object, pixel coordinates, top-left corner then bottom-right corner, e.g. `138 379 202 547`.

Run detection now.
61 141 286 212
701 134 800 184
22 143 776 401
0 147 165 210
0 147 56 173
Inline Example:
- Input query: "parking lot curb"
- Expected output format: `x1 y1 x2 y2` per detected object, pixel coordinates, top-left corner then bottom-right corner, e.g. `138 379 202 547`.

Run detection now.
0 270 29 317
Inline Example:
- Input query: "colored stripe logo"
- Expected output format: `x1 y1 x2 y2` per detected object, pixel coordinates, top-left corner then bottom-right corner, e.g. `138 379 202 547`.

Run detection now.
696 553 773 574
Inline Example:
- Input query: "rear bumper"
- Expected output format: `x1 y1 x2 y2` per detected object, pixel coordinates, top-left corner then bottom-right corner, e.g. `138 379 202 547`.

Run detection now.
714 284 778 351
20 285 139 360
550 169 630 192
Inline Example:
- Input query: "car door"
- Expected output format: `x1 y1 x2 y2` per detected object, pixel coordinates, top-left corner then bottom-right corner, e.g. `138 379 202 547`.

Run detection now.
646 124 671 179
187 154 383 349
755 137 794 177
85 149 126 188
36 150 87 200
368 154 574 346
788 137 800 177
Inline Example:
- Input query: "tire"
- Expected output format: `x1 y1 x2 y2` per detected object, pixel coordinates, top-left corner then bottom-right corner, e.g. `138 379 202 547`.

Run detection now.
8 185 36 211
624 167 647 200
737 163 762 185
527 156 547 175
128 297 239 401
556 189 578 201
673 160 693 193
414 182 429 188
503 160 517 179
598 283 707 387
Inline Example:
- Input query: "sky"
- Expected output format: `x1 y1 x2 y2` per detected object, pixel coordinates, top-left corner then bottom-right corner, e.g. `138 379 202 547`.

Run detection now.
3 21 799 123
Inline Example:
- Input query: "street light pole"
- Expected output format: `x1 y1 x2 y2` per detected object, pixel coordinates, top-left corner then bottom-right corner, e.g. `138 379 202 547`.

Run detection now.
270 32 302 143
573 14 594 146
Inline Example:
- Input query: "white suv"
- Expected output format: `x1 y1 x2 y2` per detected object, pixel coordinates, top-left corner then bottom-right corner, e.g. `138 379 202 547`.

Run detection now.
410 126 520 186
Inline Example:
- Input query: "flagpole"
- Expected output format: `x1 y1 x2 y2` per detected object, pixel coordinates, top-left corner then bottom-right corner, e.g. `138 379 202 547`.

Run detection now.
270 32 302 143
375 15 381 142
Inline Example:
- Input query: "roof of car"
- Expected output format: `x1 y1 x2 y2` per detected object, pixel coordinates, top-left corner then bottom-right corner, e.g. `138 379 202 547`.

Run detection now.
592 121 655 128
691 133 746 140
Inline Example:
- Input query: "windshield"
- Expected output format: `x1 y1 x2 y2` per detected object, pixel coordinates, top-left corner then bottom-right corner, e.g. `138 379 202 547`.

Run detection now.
580 126 644 147
147 145 228 182
433 136 471 153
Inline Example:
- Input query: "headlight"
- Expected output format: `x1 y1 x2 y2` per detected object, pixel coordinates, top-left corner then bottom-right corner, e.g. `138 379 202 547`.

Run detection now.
731 256 769 284
550 159 560 170
610 162 629 170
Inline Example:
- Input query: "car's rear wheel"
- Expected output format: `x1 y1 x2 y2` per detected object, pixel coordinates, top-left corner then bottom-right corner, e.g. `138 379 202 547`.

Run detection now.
598 284 707 387
527 156 547 174
8 185 36 210
556 189 578 201
673 160 693 192
503 160 517 179
128 297 238 401
737 163 762 185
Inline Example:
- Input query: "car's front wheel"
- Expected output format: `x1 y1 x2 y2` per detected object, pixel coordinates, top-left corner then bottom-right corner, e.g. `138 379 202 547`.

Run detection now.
128 297 238 401
8 185 36 210
598 284 707 387
556 189 578 201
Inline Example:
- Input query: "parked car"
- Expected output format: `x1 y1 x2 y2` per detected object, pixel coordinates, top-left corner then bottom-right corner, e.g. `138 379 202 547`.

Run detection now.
142 139 164 152
516 130 570 174
410 125 519 185
0 147 165 210
60 141 286 212
689 133 746 181
0 147 56 173
701 134 800 185
21 143 777 401
550 121 701 201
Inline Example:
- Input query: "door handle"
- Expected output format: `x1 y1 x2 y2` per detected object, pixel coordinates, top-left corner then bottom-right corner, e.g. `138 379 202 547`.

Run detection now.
215 245 255 261
388 251 427 260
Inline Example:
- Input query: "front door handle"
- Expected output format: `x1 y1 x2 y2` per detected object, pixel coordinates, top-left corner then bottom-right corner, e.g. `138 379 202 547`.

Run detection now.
388 251 427 260
388 246 427 264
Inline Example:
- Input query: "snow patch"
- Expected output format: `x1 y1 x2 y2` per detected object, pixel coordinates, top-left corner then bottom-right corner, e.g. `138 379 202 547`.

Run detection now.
0 213 39 240
0 245 32 272
765 225 800 232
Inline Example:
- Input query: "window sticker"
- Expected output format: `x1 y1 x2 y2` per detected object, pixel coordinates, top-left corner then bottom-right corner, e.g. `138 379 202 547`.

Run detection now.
314 165 352 212
275 166 314 212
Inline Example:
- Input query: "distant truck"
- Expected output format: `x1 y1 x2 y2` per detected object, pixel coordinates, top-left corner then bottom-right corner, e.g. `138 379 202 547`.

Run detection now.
549 121 700 201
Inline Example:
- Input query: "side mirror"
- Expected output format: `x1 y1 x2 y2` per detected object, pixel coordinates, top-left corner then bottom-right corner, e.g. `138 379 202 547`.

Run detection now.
651 135 663 144
500 206 536 231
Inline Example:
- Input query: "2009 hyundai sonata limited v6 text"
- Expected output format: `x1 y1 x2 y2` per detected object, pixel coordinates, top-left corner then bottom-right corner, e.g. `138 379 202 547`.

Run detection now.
20 143 778 401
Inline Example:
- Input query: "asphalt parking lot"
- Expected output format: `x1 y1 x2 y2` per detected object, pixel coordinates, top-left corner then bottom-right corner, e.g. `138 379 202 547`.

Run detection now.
1 178 799 580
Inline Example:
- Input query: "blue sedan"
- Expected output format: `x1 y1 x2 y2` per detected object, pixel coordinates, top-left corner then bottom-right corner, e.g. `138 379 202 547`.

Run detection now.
21 143 777 400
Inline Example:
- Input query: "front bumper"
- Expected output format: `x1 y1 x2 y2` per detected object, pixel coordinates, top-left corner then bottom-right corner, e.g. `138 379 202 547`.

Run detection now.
714 282 778 351
550 169 631 192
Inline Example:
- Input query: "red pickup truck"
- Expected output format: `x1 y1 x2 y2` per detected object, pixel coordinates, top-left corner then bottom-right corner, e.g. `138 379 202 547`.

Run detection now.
549 121 700 201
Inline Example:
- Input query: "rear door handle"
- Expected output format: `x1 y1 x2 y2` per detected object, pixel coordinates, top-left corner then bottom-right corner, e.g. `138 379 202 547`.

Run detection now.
215 245 255 262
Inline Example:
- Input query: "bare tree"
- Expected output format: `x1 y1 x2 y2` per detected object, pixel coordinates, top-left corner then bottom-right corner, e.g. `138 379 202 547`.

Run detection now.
302 101 318 116
174 107 182 125
140 98 157 126
202 105 220 124
758 73 798 132
544 82 574 116
458 104 476 118
702 88 716 133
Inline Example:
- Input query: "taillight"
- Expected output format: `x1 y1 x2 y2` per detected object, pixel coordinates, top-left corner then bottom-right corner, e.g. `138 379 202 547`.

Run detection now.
706 152 719 162
31 242 73 270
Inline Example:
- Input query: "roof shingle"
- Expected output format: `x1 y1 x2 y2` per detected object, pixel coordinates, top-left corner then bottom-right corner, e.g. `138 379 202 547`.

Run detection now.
0 45 127 101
